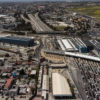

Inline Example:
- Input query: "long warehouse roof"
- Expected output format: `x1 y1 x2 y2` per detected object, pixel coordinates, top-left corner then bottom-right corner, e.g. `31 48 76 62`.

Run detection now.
90 40 100 49
73 38 87 48
57 39 65 51
1 36 33 41
62 39 72 49
58 38 78 51
52 73 72 97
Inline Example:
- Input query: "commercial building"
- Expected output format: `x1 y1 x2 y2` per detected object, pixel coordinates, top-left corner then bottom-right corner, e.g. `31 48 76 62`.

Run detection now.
58 38 78 52
52 73 72 97
0 36 34 47
72 38 87 53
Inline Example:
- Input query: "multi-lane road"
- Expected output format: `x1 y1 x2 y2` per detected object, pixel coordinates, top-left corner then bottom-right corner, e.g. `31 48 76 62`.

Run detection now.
28 13 53 32
35 12 53 32
28 14 43 32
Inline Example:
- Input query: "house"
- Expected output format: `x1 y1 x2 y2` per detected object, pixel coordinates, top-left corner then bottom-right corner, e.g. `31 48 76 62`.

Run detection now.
0 80 6 89
2 69 11 73
30 70 36 75
4 76 13 90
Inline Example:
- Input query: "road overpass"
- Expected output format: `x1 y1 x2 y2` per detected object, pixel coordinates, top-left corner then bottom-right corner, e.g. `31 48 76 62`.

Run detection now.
20 14 35 31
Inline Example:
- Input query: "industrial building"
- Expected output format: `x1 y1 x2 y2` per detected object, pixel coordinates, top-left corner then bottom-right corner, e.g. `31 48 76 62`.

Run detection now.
58 38 78 52
52 73 72 97
72 38 87 53
83 40 94 52
90 40 100 53
0 36 34 47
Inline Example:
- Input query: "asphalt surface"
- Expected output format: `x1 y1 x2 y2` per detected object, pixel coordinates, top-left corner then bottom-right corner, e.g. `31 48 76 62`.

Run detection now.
20 14 35 30
33 38 43 60
68 57 87 100
35 13 53 32
28 13 52 32
28 14 43 32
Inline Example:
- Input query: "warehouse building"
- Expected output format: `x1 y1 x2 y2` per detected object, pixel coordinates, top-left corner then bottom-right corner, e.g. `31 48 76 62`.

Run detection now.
90 40 100 53
72 38 87 53
0 36 34 47
58 38 78 52
52 73 72 97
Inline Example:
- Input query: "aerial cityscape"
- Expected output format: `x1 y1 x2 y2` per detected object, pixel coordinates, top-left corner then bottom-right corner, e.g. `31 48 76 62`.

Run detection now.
0 0 100 100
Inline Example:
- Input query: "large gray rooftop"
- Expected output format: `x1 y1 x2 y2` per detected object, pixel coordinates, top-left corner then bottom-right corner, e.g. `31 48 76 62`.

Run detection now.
1 36 33 41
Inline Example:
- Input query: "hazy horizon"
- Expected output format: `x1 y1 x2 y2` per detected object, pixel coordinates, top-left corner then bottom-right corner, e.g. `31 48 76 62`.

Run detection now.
0 0 99 2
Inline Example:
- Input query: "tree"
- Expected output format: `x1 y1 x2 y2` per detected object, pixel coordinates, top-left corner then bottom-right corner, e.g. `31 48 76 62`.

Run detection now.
13 98 15 100
41 96 44 99
30 87 35 94
5 53 9 57
28 55 32 62
19 69 25 75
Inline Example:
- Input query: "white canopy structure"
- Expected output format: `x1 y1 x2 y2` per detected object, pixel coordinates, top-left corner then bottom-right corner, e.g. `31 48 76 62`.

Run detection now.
52 73 72 97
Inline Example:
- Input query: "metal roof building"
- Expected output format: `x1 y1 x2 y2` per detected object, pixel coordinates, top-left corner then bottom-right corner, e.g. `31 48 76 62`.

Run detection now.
58 38 78 52
90 40 100 53
52 73 72 97
0 36 34 47
42 75 49 100
72 38 88 53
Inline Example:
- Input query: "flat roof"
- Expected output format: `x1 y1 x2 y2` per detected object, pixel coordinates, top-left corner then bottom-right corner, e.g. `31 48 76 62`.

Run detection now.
42 75 49 99
90 40 100 49
73 38 87 48
58 38 78 51
52 73 72 97
57 40 65 51
50 64 66 67
83 40 93 47
30 70 36 75
62 39 72 49
1 36 33 41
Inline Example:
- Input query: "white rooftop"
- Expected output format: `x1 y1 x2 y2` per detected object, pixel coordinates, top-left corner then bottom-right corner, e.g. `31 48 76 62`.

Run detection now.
30 70 36 75
58 38 78 51
42 75 49 99
52 73 72 97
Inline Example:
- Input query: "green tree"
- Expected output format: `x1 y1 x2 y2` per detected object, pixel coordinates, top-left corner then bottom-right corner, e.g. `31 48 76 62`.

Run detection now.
30 87 35 94
28 55 32 62
19 69 25 75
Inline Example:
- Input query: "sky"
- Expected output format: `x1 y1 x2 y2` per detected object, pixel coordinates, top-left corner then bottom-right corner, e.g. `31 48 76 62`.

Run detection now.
0 0 99 2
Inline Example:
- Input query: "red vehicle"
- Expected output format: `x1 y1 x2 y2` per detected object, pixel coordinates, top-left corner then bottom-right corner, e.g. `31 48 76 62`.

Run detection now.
40 57 45 62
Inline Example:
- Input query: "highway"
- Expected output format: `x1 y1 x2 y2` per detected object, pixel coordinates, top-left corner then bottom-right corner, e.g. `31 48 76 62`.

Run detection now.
28 13 53 32
35 12 53 32
20 14 35 31
28 14 43 32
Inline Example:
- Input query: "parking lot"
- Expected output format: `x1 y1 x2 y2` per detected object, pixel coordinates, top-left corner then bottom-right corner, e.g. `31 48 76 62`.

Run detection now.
71 57 100 100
